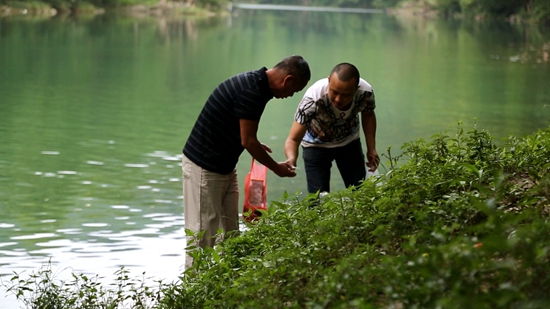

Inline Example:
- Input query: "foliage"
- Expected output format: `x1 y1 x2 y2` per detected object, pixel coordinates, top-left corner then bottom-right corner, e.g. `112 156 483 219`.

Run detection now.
5 262 164 309
196 0 228 10
159 122 550 309
3 0 51 10
401 0 550 22
236 0 550 22
6 123 550 308
2 0 550 23
1 0 228 15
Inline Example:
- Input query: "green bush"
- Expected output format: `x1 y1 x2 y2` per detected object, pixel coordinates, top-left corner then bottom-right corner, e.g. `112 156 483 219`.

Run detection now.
157 122 550 308
6 122 550 308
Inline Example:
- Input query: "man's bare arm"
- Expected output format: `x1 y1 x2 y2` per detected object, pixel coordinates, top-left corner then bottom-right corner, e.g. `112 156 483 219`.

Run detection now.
361 110 379 171
284 121 308 168
240 119 296 177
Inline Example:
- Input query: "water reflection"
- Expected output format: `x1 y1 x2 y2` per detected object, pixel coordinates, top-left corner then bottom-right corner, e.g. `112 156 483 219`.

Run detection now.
0 135 186 308
1 8 550 309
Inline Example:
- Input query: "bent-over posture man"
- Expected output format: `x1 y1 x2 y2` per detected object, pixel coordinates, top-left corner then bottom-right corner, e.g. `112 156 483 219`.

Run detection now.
285 62 379 194
182 55 311 269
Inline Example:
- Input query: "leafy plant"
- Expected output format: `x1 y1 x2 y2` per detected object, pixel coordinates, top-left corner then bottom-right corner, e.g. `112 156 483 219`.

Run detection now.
7 122 550 308
5 260 164 309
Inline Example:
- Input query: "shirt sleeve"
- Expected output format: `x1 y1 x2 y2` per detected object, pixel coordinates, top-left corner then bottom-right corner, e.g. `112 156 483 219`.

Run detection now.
363 90 376 111
357 78 375 112
294 96 317 126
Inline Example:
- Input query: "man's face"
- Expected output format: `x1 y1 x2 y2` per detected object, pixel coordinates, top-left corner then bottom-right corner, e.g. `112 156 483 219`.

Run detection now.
275 76 308 99
327 73 358 110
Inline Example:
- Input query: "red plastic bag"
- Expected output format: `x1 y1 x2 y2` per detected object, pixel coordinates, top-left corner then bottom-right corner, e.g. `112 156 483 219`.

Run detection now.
242 159 268 223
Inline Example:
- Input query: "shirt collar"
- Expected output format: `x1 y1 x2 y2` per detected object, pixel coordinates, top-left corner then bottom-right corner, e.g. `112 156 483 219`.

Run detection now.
258 67 273 99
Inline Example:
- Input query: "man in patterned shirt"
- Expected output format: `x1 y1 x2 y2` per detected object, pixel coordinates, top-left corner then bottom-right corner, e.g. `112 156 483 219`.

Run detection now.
284 62 379 195
182 55 310 269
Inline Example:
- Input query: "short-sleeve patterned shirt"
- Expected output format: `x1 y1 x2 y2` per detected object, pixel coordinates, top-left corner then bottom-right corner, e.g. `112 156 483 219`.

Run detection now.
295 77 375 148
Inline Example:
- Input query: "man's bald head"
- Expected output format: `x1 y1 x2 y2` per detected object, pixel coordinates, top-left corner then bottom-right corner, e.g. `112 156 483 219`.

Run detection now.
330 63 360 85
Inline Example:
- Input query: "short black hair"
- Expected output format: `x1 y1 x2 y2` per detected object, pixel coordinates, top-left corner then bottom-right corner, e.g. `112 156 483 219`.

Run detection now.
330 63 360 85
274 55 311 84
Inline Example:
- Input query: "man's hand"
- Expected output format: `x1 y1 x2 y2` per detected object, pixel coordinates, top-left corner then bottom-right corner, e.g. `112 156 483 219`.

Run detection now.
273 161 297 177
366 150 380 172
285 158 297 171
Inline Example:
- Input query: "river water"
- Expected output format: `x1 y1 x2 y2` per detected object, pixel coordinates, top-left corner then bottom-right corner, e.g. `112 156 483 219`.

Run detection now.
0 7 549 307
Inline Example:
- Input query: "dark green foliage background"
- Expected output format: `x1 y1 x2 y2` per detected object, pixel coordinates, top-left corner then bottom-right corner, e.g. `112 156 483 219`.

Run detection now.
252 0 549 22
2 0 550 23
7 123 550 308
162 123 550 309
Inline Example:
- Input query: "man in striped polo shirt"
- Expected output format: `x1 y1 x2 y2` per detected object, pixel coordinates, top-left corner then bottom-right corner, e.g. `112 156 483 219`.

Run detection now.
182 55 310 269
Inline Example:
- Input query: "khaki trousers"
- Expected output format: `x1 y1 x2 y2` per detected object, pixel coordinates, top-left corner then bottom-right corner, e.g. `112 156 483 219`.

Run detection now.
182 155 239 270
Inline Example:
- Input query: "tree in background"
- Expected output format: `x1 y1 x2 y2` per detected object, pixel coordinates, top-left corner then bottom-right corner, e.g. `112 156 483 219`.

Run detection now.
406 0 550 23
243 0 549 22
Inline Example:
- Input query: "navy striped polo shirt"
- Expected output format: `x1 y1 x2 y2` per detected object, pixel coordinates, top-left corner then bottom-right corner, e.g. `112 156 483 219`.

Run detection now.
183 67 273 174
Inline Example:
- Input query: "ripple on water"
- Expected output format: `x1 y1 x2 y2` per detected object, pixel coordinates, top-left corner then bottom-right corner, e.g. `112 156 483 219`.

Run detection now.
0 242 17 248
142 213 172 218
124 163 149 168
152 216 183 223
145 223 169 229
35 239 72 247
82 223 109 228
119 228 159 236
10 233 58 240
56 228 82 235
162 156 181 162
86 160 104 165
146 151 181 161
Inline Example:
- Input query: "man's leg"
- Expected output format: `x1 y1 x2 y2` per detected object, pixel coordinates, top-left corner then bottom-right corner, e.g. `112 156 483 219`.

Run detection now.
303 146 333 193
182 155 233 269
221 169 239 241
334 139 366 188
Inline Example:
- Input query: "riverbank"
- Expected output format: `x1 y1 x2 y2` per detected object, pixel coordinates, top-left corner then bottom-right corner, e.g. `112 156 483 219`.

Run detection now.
1 1 547 24
0 0 220 18
0 2 435 19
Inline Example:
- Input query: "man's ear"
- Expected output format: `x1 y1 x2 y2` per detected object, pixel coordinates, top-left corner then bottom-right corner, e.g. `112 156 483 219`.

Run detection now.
282 74 294 86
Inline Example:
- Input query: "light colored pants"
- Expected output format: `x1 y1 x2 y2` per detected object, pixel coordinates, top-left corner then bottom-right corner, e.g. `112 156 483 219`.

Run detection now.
182 155 239 270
